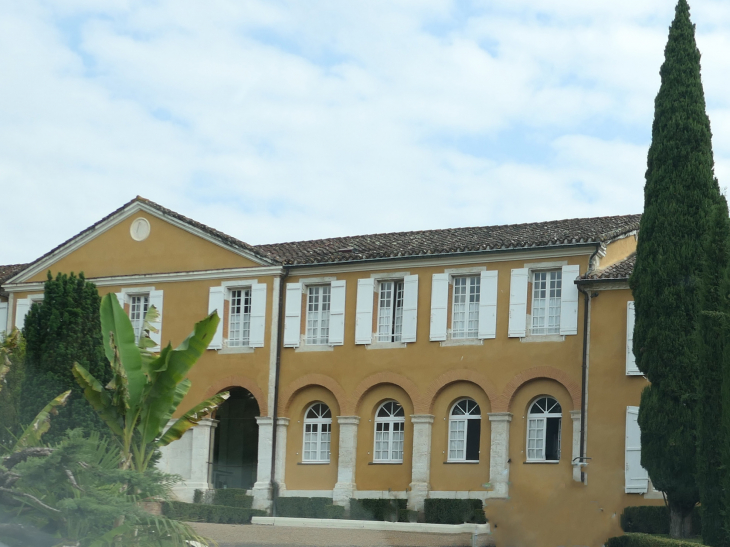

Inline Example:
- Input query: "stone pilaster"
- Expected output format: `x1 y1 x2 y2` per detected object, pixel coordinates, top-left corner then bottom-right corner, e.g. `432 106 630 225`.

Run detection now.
408 414 434 511
487 412 512 498
333 416 360 507
570 410 583 482
252 416 274 511
275 417 290 493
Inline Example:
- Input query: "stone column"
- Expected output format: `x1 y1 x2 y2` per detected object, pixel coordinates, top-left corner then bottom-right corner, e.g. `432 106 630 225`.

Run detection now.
158 418 217 502
570 410 583 482
408 414 434 512
252 416 274 511
333 416 360 507
275 417 290 493
487 412 512 498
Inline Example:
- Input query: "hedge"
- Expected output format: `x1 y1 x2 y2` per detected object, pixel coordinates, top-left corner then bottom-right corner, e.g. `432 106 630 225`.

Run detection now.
212 489 253 509
621 507 701 536
274 497 333 518
424 499 487 525
606 533 708 547
350 499 408 522
162 501 265 524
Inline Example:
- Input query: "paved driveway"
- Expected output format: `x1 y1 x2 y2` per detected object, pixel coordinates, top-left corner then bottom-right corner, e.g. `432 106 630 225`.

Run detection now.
190 523 492 547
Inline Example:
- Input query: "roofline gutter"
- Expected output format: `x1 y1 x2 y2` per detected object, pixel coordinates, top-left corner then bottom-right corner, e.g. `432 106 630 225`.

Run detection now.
575 277 630 285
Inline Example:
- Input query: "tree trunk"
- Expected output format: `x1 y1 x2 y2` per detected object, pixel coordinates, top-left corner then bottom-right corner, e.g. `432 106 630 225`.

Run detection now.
670 506 683 539
682 511 693 538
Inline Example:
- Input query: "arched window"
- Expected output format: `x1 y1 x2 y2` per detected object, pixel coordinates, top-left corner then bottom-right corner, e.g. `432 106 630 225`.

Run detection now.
303 403 332 462
448 398 481 462
527 396 562 461
374 401 405 463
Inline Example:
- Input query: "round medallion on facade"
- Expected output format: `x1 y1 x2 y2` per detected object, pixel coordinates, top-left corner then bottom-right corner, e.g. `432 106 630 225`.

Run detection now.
130 217 151 241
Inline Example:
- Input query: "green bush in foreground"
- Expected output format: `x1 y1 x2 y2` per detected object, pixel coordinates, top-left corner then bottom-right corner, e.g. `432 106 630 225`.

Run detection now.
274 497 332 518
163 501 265 524
607 533 708 547
621 506 701 536
424 499 486 524
350 499 408 522
212 489 253 509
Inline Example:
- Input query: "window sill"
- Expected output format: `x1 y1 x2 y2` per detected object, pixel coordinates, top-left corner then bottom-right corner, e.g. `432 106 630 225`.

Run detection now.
295 344 334 353
298 461 330 465
523 460 560 464
440 338 484 347
368 461 403 465
366 341 407 350
444 460 480 464
520 334 565 343
218 346 254 354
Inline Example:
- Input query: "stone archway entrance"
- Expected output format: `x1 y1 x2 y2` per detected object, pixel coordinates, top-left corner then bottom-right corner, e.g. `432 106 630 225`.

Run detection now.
212 387 260 490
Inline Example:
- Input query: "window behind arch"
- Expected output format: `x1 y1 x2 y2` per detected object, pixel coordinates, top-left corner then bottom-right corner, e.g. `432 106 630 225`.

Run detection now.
374 401 405 463
527 396 562 461
303 403 332 462
448 398 481 461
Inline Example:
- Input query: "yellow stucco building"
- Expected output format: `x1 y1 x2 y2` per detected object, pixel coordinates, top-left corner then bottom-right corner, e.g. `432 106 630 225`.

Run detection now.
0 197 662 546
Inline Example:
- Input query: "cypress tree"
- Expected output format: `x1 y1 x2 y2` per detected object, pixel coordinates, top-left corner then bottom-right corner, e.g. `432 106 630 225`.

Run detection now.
20 272 110 443
696 201 730 547
629 0 720 537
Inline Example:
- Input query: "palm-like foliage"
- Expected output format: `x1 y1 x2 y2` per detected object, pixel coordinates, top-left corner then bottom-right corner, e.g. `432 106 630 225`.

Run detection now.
73 293 229 472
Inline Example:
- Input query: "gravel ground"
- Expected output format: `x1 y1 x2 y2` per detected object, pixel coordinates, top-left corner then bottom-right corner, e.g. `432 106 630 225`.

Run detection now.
189 523 493 547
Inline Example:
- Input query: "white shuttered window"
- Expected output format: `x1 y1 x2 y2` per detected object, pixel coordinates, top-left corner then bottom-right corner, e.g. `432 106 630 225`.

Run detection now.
531 271 562 335
374 401 405 463
625 406 649 493
129 295 149 344
228 289 251 347
378 280 404 342
306 285 331 345
626 301 641 375
452 276 480 338
208 286 225 349
303 403 332 462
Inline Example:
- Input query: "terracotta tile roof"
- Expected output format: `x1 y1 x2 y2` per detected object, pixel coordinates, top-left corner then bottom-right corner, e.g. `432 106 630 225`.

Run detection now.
256 214 641 266
581 252 636 281
0 264 28 296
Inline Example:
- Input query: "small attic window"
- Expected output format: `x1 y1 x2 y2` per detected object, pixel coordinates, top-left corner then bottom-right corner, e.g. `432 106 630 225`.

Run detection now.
337 247 356 253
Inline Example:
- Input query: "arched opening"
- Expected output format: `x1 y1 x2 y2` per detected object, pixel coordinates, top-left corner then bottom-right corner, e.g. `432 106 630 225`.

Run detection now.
212 387 260 489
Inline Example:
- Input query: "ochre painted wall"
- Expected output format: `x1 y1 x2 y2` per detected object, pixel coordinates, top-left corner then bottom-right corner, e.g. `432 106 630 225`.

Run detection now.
600 235 637 269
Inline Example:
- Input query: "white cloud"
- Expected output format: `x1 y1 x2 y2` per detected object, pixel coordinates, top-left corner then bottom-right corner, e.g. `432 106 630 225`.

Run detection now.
1 0 729 264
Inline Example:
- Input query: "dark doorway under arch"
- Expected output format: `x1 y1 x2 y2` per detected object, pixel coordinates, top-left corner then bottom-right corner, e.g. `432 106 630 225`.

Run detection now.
212 387 260 490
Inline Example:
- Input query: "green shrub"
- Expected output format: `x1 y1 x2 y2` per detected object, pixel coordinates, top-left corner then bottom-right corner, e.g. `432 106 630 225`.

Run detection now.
620 506 701 536
606 533 708 547
350 499 408 522
274 497 332 518
424 499 486 525
213 489 253 509
193 490 203 504
324 505 346 520
162 501 265 524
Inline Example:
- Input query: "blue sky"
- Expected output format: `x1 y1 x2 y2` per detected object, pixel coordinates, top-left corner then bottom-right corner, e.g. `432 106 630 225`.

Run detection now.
2 0 730 264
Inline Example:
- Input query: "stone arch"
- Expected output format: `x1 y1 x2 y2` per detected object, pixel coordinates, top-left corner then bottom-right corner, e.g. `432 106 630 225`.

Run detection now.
351 372 420 415
279 374 347 417
203 375 267 416
493 366 581 413
422 369 499 414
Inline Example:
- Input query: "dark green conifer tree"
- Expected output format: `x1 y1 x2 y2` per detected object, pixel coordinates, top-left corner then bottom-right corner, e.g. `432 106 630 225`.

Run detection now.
20 272 110 443
629 0 720 538
696 201 730 547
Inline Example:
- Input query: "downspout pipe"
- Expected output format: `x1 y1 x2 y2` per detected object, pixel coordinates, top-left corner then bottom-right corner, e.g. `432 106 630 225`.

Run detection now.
575 244 602 483
269 267 288 516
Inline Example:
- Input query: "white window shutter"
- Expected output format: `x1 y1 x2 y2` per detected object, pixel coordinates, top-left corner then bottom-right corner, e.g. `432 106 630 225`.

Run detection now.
402 275 419 343
560 264 580 336
15 298 31 331
283 283 302 348
0 302 8 335
626 301 640 375
208 286 225 350
148 290 164 351
355 279 374 345
430 273 449 341
328 280 346 345
249 283 267 348
625 406 649 493
508 269 528 338
115 292 125 308
478 270 498 339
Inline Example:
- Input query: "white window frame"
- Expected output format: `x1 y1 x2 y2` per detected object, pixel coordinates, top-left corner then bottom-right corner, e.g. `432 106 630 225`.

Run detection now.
451 275 481 339
305 284 332 345
526 396 562 462
373 400 405 463
448 398 482 462
302 402 332 463
227 287 252 348
531 270 562 336
128 293 150 344
377 279 404 343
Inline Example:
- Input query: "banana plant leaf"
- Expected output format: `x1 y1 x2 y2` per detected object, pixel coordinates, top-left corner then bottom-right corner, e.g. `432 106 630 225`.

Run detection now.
158 391 230 447
100 293 146 411
138 312 219 446
73 363 124 437
13 390 71 450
